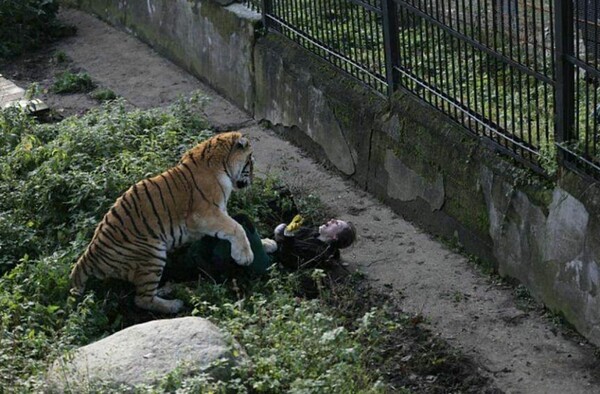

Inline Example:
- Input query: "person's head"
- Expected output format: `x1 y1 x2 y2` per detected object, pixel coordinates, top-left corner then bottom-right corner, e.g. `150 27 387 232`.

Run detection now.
318 219 357 249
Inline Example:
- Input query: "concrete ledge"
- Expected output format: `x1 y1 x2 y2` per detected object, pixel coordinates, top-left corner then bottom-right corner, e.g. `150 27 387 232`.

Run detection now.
0 75 48 113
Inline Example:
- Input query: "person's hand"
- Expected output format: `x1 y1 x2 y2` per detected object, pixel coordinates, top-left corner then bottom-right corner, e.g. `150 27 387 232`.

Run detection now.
284 215 304 236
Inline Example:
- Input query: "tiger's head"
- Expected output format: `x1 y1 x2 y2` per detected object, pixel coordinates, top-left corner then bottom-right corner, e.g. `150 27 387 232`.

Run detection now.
183 131 254 190
227 133 254 190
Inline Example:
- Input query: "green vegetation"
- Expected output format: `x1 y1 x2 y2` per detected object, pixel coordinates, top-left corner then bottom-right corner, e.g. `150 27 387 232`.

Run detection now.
167 271 387 393
0 96 392 392
0 95 207 275
257 0 553 158
0 93 492 392
90 88 118 102
52 71 96 93
0 0 75 58
265 0 387 92
0 95 209 387
54 50 68 64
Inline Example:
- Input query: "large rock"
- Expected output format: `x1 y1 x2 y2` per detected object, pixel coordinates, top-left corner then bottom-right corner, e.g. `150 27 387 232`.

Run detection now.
47 317 247 392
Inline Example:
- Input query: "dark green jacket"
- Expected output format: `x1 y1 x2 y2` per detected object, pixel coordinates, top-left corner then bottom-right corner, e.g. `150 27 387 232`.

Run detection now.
184 214 273 278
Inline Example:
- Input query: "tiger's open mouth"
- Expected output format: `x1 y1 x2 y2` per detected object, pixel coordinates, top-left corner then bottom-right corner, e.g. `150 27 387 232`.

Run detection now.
236 155 253 189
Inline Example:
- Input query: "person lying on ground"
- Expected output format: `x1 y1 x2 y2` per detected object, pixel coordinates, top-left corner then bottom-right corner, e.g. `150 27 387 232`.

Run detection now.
179 214 356 281
274 214 357 270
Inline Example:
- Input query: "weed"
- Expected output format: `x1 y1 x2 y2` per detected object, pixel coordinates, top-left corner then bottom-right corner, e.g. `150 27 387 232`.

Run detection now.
538 136 558 177
182 268 385 393
52 71 96 94
293 191 329 225
453 291 464 303
0 96 213 388
0 96 393 392
54 50 68 64
0 0 75 58
513 284 537 311
228 177 301 238
90 88 117 102
24 82 41 101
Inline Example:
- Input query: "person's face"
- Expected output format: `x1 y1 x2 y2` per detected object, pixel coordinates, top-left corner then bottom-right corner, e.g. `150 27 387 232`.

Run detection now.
318 219 349 242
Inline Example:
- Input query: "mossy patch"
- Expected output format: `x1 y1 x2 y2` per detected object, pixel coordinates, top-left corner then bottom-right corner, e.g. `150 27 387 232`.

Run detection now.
199 1 242 42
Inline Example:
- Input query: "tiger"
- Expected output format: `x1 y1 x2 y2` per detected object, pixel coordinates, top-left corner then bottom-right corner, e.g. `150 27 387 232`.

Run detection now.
69 131 255 314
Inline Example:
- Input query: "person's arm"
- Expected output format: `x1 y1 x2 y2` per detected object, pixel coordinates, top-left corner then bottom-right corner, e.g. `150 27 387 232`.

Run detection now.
279 228 298 263
274 224 309 269
274 223 286 242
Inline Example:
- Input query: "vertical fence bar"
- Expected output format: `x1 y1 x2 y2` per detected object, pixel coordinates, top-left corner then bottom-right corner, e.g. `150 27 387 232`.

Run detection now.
382 0 400 96
554 0 575 159
261 0 272 30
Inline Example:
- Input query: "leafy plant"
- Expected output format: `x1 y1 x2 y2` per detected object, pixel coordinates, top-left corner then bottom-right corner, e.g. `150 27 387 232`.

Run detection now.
0 0 75 58
182 269 385 393
54 50 68 63
51 71 96 94
0 95 212 388
0 96 393 392
229 176 300 236
0 96 209 272
538 136 558 177
90 88 117 102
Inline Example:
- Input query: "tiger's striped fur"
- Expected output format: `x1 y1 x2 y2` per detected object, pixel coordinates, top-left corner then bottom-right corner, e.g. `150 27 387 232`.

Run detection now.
70 131 254 314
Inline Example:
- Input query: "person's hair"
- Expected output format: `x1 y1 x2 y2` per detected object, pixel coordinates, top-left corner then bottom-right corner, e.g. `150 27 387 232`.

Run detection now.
332 220 357 249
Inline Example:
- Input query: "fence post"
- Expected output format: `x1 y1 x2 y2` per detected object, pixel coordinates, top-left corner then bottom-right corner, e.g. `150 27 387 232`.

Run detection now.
261 0 272 30
381 0 400 96
554 0 575 160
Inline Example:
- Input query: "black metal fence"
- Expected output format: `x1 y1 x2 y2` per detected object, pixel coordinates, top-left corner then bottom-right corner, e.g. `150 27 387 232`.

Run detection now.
242 0 600 179
564 0 600 174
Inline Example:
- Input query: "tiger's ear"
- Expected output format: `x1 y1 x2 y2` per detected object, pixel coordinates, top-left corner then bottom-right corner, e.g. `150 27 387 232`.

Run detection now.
236 137 249 149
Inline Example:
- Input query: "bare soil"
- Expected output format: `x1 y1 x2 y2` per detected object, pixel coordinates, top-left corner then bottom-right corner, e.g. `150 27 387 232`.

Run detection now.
3 7 600 394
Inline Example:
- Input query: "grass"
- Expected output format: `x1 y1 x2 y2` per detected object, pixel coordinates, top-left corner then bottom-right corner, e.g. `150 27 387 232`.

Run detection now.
90 88 118 102
52 71 96 94
0 95 211 390
54 50 69 64
0 95 395 392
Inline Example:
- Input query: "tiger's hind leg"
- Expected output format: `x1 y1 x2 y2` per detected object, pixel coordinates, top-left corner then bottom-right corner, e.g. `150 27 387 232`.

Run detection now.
69 261 90 297
135 292 183 314
133 259 183 314
156 281 174 297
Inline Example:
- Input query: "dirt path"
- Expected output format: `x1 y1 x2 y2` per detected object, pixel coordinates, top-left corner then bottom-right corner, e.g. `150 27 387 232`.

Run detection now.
16 8 600 393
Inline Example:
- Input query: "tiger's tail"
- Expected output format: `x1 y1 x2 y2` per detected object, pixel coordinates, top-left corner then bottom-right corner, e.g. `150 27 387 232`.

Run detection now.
69 253 90 297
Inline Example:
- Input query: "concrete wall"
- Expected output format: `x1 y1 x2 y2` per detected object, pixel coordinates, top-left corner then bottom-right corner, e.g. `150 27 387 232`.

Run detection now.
76 0 600 345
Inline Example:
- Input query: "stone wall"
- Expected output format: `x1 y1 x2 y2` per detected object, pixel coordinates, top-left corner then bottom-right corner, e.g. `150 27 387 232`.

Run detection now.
76 0 600 345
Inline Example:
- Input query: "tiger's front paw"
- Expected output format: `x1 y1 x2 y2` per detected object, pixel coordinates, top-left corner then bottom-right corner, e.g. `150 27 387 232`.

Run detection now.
232 242 254 266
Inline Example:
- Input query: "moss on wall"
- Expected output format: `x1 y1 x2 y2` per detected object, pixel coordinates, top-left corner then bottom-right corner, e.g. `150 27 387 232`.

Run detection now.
379 92 491 238
199 1 240 41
